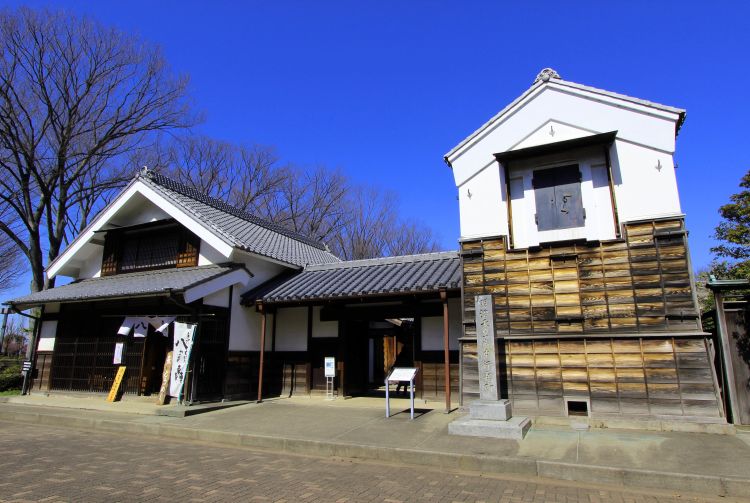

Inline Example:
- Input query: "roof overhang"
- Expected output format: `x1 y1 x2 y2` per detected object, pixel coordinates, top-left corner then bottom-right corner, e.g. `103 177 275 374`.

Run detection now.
706 278 750 292
494 131 617 165
6 264 252 311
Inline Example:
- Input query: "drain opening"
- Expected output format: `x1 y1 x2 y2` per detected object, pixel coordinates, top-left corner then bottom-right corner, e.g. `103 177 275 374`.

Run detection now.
566 400 589 417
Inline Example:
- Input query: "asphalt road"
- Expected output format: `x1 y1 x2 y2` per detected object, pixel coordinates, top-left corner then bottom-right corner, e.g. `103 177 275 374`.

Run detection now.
0 421 734 503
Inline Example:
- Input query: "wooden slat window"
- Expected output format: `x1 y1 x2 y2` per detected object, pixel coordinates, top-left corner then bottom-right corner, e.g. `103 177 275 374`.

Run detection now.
100 223 200 275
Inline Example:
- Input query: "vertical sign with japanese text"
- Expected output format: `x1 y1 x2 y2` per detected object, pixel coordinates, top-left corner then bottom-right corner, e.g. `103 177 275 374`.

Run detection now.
170 322 196 400
475 295 499 401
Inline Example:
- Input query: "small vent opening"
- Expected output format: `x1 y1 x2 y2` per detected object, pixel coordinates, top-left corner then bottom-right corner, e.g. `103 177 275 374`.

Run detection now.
566 400 589 417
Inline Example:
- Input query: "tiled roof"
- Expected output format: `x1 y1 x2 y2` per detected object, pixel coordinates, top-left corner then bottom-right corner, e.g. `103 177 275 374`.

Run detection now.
249 251 461 303
138 169 340 267
7 264 241 309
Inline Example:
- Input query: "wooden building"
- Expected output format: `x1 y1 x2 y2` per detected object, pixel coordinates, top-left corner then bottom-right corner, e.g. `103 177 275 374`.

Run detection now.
5 68 725 424
444 69 724 421
7 169 460 405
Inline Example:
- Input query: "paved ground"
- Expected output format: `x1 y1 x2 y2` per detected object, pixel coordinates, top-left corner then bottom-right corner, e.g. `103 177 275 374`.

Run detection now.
0 421 739 503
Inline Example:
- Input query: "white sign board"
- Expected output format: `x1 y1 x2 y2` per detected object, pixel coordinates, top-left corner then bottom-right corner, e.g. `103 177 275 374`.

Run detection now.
387 367 418 382
170 322 197 400
324 357 336 377
385 367 420 420
113 342 124 365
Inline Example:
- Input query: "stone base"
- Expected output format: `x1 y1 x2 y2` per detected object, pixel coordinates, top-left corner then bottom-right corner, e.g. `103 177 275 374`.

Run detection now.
468 399 512 421
448 399 530 440
448 415 531 440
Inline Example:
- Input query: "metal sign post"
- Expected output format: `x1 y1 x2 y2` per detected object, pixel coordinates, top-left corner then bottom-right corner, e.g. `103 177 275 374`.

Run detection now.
385 367 419 420
324 357 336 400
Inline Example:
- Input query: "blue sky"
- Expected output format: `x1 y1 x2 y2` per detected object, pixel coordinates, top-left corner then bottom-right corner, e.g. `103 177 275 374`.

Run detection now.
2 1 749 301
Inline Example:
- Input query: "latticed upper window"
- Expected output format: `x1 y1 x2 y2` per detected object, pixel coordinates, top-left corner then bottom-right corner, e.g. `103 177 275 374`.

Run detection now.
119 233 179 272
100 222 199 276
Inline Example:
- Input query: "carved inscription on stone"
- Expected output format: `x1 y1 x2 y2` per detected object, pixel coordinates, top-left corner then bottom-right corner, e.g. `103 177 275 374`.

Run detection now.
475 294 499 401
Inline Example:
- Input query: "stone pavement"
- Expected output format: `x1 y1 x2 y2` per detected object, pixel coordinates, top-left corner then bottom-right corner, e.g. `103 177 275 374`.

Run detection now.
0 421 738 503
0 395 749 499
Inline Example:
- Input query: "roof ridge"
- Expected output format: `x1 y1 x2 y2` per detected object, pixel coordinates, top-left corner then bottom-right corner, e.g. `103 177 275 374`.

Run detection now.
306 250 459 271
138 168 328 251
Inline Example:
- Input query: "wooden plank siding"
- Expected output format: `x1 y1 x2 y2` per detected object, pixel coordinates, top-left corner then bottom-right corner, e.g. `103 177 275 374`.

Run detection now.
461 218 700 335
459 218 722 418
460 336 722 418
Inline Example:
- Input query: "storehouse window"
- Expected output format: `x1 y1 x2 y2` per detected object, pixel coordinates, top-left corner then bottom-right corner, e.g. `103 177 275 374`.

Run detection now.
533 165 585 231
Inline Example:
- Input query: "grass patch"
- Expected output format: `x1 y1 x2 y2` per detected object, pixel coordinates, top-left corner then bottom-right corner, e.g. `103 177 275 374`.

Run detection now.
0 389 21 396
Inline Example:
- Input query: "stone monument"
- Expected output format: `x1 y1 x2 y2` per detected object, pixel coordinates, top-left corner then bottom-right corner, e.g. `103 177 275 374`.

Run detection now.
448 294 531 439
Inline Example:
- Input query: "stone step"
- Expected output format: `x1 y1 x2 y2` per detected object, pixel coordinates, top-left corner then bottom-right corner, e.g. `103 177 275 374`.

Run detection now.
448 415 531 440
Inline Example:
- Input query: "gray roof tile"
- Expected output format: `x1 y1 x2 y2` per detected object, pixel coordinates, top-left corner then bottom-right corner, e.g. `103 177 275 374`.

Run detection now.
8 264 240 308
249 251 461 303
139 170 340 267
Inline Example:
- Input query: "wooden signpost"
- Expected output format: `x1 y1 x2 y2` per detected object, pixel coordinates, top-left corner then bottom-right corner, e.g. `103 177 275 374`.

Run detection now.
107 366 127 402
156 351 173 405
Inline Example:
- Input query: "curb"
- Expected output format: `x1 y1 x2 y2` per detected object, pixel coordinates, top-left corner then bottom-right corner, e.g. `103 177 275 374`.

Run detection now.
1 407 747 499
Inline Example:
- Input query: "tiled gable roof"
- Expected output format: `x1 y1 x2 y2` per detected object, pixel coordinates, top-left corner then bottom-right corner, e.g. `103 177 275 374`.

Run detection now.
138 169 340 267
247 251 460 303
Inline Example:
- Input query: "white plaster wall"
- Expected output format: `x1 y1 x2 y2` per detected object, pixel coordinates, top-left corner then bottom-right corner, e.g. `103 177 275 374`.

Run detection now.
274 306 308 351
450 85 680 186
227 251 289 351
312 306 338 338
203 287 230 308
37 320 58 352
198 240 228 266
108 192 172 227
457 161 507 239
610 140 682 221
450 85 682 242
77 246 104 279
420 299 462 351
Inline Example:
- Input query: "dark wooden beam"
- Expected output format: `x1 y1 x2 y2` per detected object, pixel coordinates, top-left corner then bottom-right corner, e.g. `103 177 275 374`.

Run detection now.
440 288 451 413
320 302 444 322
256 300 266 403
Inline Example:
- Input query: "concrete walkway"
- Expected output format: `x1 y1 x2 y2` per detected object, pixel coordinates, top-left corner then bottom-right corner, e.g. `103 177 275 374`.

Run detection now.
1 394 749 499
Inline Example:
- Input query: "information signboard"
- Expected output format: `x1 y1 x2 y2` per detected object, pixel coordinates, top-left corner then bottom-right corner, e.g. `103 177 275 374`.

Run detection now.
324 357 336 377
385 367 419 420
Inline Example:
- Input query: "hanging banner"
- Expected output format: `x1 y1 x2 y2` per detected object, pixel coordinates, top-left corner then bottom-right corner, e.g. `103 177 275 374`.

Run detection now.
113 342 124 364
170 322 197 399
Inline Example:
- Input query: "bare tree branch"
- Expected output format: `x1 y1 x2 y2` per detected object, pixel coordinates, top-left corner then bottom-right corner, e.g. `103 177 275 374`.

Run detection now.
0 7 194 293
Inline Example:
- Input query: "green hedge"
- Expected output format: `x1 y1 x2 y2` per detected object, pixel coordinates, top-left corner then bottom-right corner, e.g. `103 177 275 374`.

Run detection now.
0 362 23 392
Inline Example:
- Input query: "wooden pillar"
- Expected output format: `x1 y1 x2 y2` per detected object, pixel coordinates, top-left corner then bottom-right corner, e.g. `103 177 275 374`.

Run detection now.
256 301 266 403
440 288 451 413
714 290 739 422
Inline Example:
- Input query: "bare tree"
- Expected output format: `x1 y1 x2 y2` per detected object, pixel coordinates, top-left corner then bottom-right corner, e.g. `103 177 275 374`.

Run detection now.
265 166 350 246
330 185 440 260
385 219 441 257
0 8 193 293
0 206 23 292
158 135 286 216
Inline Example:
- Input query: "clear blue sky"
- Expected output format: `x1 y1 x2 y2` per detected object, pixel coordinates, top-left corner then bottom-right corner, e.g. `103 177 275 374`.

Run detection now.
2 1 749 301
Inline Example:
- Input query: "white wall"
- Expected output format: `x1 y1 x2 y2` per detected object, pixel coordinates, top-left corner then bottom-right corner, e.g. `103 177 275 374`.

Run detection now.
274 306 307 351
420 298 462 351
203 286 230 308
37 320 58 352
198 240 228 266
312 306 338 338
449 84 683 242
227 251 289 351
